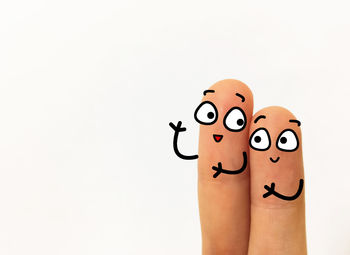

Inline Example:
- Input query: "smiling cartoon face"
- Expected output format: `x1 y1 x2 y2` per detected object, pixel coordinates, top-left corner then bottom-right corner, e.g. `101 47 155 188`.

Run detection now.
249 106 304 204
196 79 253 180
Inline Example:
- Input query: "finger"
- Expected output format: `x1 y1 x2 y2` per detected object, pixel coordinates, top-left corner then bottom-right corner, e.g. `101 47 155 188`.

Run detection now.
197 79 253 254
248 106 307 255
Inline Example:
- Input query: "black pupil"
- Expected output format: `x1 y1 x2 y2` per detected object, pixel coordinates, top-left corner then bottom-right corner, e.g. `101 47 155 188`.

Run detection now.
280 137 287 144
237 119 244 126
207 112 214 119
254 136 261 143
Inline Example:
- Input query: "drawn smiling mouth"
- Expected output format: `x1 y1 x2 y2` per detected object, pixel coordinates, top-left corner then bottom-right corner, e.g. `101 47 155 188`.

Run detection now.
211 151 247 178
213 134 223 142
270 157 280 163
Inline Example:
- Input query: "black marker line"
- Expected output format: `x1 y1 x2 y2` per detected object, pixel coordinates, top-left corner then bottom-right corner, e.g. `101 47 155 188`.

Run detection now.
289 119 301 126
249 127 271 151
276 128 299 152
211 151 247 178
263 179 304 201
194 101 218 125
203 90 215 96
262 183 275 198
269 157 280 163
169 121 198 160
235 93 245 102
223 106 247 132
254 115 266 123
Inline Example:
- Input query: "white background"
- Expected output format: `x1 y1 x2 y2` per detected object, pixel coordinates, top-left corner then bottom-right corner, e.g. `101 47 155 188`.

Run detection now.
1 0 350 254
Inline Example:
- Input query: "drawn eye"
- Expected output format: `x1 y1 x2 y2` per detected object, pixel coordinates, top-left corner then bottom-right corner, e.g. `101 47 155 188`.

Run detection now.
249 128 271 151
277 129 299 151
194 101 218 125
223 107 246 132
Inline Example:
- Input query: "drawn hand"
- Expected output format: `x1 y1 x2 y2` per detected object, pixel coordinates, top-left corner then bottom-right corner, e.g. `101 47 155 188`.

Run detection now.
169 121 186 133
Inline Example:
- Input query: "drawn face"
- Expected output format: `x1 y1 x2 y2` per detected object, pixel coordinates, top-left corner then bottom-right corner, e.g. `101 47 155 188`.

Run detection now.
249 124 300 162
196 80 253 179
249 107 304 202
194 94 247 143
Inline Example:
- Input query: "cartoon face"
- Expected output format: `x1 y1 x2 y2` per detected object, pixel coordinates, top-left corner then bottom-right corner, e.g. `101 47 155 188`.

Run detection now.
249 106 304 202
195 80 253 179
194 93 247 142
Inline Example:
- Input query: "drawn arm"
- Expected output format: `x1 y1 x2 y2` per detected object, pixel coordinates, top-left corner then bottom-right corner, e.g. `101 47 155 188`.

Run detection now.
211 152 247 178
263 179 304 201
169 121 198 160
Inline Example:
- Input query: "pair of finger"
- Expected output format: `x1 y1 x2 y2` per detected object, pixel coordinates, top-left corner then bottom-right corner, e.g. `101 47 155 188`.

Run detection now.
197 80 306 254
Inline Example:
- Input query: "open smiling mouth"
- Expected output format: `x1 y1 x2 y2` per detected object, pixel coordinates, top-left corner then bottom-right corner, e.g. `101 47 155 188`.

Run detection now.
211 151 247 178
213 134 223 142
270 157 280 163
263 179 304 201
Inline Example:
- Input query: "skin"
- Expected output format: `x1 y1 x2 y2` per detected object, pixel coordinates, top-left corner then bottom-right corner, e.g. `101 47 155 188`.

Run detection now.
197 79 253 254
248 106 306 255
170 82 307 254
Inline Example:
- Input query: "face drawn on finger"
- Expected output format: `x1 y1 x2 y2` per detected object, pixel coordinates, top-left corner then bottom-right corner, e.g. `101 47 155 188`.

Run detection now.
195 90 248 142
194 88 251 178
193 81 253 179
249 115 301 155
249 113 303 201
169 80 253 179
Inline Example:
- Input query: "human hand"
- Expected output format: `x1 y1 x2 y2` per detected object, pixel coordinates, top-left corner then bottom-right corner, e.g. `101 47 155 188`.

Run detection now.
171 79 306 255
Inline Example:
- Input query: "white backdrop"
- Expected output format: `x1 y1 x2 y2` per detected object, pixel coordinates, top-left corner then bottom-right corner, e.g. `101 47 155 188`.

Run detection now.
1 0 350 254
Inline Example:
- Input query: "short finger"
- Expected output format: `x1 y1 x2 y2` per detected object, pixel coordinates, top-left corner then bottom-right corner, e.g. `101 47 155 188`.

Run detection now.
248 106 307 255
